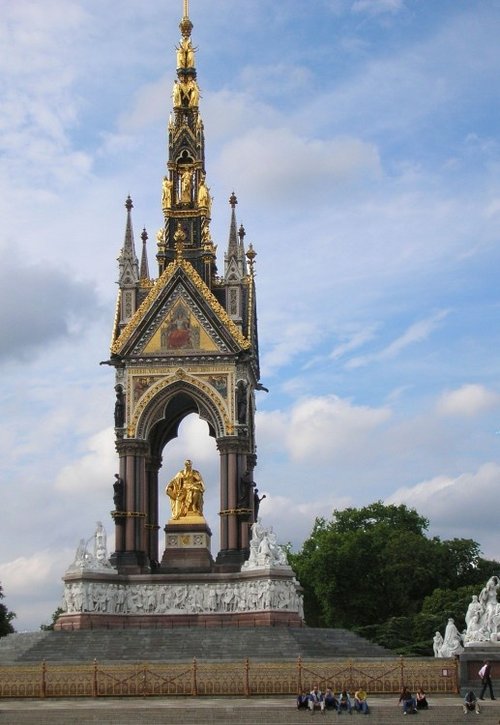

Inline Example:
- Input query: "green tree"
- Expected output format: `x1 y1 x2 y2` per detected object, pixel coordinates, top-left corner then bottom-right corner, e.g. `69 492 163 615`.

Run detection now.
289 502 494 634
0 582 16 637
40 607 64 631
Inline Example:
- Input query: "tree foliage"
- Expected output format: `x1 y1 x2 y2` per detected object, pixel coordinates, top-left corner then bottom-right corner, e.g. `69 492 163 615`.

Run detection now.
0 582 16 637
40 607 64 631
288 502 499 654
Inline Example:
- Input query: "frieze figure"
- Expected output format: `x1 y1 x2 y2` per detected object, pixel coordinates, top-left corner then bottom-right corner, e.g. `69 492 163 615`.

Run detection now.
61 577 303 619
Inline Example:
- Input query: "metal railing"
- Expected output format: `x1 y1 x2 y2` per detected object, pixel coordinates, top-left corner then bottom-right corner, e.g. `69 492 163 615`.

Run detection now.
0 657 459 698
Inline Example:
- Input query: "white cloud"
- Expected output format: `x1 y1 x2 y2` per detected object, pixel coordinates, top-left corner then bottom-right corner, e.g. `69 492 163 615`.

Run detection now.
437 384 500 418
330 325 378 360
0 549 71 630
215 127 381 207
352 0 404 15
261 319 323 377
347 310 449 368
259 395 392 463
118 74 170 132
54 428 116 494
387 463 500 559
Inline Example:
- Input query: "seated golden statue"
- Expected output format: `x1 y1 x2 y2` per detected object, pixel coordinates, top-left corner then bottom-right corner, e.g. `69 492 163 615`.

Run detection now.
166 459 205 520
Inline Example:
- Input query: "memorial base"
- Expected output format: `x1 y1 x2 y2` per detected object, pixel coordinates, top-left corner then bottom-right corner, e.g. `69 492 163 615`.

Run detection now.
54 567 304 631
161 520 213 572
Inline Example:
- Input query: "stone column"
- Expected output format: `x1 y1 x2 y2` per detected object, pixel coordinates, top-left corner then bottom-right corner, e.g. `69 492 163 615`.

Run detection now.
145 455 161 566
113 438 150 573
216 436 253 570
219 451 228 551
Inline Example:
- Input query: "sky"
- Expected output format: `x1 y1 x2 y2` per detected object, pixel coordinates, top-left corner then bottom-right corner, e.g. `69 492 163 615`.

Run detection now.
1 0 499 631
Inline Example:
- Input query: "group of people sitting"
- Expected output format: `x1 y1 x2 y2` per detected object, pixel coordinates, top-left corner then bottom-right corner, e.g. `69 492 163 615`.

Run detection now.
398 687 429 714
297 684 369 714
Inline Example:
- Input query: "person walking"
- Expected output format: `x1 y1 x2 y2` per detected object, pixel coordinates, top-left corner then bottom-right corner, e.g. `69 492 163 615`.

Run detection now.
479 660 496 700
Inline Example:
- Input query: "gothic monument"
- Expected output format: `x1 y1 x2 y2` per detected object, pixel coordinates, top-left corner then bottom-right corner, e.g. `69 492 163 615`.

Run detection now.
55 1 303 630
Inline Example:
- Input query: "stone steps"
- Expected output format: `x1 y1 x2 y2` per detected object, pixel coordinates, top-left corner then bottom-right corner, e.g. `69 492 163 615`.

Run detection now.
1 698 500 725
0 627 392 663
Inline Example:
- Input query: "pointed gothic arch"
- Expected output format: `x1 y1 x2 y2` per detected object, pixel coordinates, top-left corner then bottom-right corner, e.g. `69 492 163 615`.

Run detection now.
135 376 229 445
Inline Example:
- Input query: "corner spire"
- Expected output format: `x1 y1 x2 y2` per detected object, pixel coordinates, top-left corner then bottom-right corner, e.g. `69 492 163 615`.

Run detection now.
226 192 239 260
140 228 150 281
118 196 139 288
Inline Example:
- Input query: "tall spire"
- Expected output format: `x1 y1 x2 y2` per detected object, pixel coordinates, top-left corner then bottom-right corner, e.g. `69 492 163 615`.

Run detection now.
156 0 217 286
117 196 140 328
224 192 247 280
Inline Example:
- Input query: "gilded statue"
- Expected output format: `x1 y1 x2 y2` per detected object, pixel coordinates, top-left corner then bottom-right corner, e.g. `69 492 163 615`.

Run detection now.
162 176 173 210
187 78 199 108
166 459 205 520
176 37 196 69
197 174 210 210
172 80 182 108
180 168 192 203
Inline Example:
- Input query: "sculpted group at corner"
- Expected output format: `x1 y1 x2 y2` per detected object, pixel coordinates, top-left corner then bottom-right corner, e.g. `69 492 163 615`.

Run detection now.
435 575 500 656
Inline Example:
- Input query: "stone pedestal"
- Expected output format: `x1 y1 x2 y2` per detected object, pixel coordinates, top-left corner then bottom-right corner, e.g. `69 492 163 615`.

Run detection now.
161 519 213 572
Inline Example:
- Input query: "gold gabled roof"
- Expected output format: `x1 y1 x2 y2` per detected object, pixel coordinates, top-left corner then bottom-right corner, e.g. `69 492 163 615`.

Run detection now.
111 257 251 356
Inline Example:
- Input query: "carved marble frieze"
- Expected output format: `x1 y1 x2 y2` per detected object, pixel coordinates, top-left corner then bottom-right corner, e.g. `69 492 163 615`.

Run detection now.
61 576 304 619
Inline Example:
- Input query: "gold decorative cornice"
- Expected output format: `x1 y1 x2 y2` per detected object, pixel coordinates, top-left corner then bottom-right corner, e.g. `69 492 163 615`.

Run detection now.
111 256 251 355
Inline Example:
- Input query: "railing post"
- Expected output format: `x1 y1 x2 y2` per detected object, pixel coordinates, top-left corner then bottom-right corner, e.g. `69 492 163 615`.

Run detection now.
93 658 98 697
192 657 198 696
244 658 250 696
399 656 405 690
297 656 303 694
41 660 47 698
349 659 353 691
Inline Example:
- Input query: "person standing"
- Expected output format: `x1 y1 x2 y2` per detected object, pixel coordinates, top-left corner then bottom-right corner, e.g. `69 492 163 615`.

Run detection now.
479 660 496 700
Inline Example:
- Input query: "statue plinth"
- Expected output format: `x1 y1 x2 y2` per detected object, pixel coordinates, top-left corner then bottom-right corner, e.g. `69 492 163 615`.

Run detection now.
161 519 213 572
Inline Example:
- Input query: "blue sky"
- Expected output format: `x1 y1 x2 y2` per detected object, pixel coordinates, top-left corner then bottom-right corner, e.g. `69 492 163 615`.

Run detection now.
1 0 500 630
